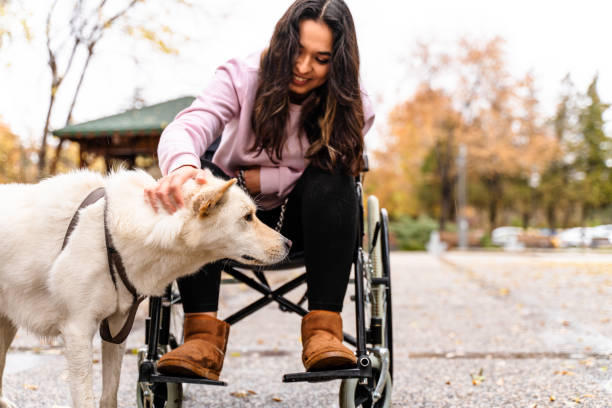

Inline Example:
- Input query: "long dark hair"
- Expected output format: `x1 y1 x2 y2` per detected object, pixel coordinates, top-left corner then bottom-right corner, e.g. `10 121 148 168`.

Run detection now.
251 0 365 175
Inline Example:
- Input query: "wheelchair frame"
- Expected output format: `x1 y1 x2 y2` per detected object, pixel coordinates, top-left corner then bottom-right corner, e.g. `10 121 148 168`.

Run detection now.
137 173 393 407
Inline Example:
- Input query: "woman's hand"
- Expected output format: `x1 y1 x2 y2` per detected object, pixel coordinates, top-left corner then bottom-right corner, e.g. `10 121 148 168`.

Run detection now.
241 168 261 195
144 165 207 213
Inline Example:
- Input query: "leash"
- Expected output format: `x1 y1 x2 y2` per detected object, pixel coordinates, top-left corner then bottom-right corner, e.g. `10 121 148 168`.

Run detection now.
62 187 145 344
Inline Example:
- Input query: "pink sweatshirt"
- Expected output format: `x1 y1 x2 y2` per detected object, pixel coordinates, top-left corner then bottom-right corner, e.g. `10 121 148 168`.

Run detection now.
158 51 375 209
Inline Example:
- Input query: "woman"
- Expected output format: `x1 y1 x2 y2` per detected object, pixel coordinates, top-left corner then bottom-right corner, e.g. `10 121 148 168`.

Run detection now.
145 0 375 380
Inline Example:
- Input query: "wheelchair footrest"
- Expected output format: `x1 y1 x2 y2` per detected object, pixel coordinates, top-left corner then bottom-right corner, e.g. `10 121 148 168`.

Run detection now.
149 373 227 386
282 367 364 383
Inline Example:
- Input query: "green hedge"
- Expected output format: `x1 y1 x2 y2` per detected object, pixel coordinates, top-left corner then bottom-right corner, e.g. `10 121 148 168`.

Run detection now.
389 215 438 250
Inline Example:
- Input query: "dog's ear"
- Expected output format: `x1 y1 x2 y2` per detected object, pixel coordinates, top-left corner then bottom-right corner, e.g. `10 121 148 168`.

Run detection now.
194 178 237 218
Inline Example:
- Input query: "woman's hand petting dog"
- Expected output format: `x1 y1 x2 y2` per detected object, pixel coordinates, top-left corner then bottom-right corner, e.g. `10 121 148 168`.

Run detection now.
145 165 207 213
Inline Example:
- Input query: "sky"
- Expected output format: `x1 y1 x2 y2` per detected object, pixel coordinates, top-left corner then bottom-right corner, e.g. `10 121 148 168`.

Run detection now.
1 0 611 148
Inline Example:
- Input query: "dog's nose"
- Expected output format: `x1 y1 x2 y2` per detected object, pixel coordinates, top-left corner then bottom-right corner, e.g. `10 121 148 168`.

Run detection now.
284 238 292 251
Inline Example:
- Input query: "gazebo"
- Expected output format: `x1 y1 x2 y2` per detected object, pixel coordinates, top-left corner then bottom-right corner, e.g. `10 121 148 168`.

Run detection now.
52 96 195 169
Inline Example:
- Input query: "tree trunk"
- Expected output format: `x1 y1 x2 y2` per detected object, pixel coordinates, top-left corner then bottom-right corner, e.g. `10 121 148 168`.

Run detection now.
546 203 556 232
38 90 57 176
486 176 501 233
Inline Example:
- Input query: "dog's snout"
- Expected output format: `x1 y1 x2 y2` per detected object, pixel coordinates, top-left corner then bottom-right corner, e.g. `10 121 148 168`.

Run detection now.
283 238 292 251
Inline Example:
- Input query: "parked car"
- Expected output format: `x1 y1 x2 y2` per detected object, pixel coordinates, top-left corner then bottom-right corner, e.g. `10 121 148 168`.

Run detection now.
557 227 591 247
556 226 612 248
491 226 523 246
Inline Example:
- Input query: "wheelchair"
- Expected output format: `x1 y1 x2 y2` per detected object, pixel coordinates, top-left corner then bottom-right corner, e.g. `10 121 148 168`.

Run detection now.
136 154 393 407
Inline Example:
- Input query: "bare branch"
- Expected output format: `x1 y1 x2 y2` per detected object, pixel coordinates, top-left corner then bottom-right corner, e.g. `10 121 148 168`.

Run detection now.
89 0 139 42
64 46 94 127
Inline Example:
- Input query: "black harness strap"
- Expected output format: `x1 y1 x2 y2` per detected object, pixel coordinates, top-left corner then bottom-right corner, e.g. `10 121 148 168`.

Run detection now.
62 188 106 250
62 187 145 345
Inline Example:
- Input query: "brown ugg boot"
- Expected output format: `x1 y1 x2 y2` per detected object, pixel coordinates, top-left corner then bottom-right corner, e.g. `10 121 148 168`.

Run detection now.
301 310 357 371
157 313 230 380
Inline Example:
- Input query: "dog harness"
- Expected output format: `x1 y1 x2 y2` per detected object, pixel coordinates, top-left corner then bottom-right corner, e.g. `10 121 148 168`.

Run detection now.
62 187 145 344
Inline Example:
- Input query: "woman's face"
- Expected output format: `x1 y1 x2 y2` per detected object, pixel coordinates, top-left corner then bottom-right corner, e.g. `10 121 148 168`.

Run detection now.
289 19 333 95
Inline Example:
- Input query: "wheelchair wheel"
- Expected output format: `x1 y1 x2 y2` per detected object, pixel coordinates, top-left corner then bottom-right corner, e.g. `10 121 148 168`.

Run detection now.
136 381 183 408
340 196 393 408
136 348 183 408
168 281 185 349
136 283 185 408
339 367 392 408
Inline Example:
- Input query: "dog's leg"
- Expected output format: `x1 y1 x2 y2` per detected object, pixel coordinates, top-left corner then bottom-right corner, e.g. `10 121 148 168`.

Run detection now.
0 315 18 408
99 340 126 408
62 320 97 408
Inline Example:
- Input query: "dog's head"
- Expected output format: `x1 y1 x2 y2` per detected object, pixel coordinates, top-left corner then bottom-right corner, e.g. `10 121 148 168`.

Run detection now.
180 169 291 266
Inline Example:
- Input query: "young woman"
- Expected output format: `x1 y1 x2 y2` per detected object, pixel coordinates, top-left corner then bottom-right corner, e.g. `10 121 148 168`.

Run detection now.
145 0 375 380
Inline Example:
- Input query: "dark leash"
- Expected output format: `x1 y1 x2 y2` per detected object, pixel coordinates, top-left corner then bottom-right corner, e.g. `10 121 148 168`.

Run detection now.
62 187 145 344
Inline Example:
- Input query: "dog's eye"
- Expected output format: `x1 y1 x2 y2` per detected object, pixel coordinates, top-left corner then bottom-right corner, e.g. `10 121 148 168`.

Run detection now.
244 213 253 222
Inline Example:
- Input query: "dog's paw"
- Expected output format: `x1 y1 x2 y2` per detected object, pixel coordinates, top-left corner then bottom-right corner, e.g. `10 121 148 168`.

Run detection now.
0 397 17 408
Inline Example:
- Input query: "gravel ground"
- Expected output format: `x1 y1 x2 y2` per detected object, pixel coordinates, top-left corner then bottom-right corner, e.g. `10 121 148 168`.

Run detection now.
4 251 612 407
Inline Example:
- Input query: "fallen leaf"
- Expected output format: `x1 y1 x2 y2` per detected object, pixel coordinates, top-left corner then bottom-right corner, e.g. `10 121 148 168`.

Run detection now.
571 396 581 403
582 394 595 398
554 370 575 376
272 397 283 402
549 395 556 401
24 384 38 391
248 390 257 395
92 358 100 364
230 351 241 357
230 391 249 398
470 368 485 386
600 366 608 372
562 320 570 327
499 288 510 296
445 380 451 385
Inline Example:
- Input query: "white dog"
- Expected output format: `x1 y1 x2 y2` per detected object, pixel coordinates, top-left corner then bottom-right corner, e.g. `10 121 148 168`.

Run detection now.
0 169 290 408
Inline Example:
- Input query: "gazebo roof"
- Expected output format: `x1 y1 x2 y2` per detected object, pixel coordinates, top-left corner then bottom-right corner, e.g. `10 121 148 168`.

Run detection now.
53 96 195 138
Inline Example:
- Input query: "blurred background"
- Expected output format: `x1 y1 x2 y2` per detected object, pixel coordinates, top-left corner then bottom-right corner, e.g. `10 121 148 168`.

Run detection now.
1 0 612 251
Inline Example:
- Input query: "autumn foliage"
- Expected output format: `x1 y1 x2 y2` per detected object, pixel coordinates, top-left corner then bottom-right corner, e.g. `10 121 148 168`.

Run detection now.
369 37 608 232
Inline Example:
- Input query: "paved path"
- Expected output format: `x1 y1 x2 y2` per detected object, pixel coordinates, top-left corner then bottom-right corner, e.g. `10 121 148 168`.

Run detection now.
4 251 612 407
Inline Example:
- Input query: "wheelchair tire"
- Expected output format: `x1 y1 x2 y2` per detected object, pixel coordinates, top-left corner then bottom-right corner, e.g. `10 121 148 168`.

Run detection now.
340 197 394 408
339 369 392 408
169 281 185 349
380 208 394 379
136 380 183 408
366 198 394 370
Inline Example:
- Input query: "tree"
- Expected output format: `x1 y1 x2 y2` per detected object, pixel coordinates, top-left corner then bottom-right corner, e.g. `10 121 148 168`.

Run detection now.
370 38 556 231
574 75 612 224
32 0 190 175
455 39 555 230
540 74 579 229
0 0 32 49
0 120 36 183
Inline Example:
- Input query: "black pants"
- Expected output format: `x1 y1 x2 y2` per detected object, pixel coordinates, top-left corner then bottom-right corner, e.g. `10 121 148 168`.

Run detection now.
177 162 358 313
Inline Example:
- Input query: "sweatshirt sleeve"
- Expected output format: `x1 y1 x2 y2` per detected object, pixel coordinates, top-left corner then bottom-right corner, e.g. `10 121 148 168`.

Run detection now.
157 58 244 175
